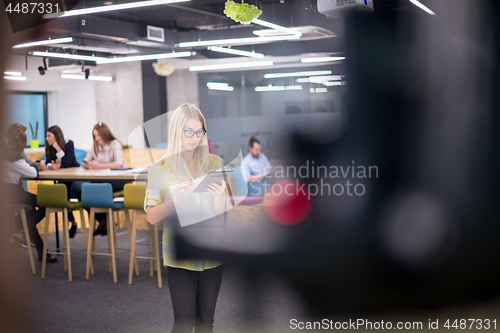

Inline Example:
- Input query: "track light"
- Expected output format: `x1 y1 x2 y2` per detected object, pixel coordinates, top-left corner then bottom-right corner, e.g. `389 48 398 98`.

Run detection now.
38 57 47 75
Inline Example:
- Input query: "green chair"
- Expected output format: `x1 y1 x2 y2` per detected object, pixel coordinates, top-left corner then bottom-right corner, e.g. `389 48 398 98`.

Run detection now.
7 204 36 274
125 183 162 288
37 184 89 282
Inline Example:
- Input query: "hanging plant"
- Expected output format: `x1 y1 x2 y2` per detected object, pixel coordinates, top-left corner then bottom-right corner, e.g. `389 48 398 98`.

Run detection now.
224 0 262 25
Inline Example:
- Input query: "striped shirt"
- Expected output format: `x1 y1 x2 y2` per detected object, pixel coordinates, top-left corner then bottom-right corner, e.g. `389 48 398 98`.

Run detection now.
144 154 224 271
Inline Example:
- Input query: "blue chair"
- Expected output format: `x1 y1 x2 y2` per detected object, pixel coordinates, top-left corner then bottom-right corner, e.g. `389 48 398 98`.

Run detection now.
82 183 132 283
229 166 249 197
74 149 87 166
7 204 36 274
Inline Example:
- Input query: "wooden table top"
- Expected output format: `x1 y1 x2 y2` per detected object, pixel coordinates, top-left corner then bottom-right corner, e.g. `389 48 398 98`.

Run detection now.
35 167 148 182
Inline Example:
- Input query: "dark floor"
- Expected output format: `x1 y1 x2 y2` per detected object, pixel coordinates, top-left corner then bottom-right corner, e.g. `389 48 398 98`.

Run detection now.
14 228 307 333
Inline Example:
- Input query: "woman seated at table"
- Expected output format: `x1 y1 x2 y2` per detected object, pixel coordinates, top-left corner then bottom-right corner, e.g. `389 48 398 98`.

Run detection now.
3 123 57 262
81 122 128 236
43 125 80 238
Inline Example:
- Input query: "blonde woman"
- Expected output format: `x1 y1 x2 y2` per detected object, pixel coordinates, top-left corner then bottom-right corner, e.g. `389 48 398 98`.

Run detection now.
145 104 228 333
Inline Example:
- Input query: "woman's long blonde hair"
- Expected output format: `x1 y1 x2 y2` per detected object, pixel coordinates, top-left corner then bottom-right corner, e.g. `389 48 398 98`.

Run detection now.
164 104 210 175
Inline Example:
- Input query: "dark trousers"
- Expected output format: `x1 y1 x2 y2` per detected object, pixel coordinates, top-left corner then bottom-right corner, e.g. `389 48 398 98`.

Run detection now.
167 265 224 333
7 184 46 255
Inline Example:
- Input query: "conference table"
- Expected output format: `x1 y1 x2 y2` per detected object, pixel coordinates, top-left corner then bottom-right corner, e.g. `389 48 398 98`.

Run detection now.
32 167 148 252
36 167 148 182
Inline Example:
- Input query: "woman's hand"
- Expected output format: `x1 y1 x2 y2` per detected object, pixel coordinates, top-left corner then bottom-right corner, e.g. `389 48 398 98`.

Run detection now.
85 161 101 169
173 179 194 202
207 179 226 201
52 141 61 152
35 162 47 171
49 161 61 170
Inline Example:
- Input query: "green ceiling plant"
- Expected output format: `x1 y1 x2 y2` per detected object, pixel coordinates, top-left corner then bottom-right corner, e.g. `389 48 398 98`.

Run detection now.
224 0 262 24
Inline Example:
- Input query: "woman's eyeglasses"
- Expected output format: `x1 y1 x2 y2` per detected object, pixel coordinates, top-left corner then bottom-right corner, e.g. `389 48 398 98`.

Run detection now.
182 129 206 138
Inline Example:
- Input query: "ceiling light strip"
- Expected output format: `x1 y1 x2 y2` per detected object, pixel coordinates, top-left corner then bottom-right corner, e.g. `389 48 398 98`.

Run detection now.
97 51 193 64
264 70 332 79
189 61 273 72
208 46 264 58
44 0 190 19
33 51 108 62
300 56 345 63
296 75 343 83
33 51 193 64
255 85 302 92
251 18 302 37
4 76 27 81
4 71 23 76
207 82 230 88
409 0 436 15
13 37 74 48
61 74 113 81
208 86 234 92
179 35 300 48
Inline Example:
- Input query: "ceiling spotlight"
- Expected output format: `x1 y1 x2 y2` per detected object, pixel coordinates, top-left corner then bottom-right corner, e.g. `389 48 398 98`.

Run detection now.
84 69 90 79
38 57 47 75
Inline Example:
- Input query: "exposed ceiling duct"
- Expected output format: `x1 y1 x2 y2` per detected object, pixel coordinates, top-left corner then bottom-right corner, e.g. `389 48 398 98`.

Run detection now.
11 0 343 63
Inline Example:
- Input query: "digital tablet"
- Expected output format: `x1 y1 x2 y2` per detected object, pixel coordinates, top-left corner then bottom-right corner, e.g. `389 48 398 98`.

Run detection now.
193 169 234 193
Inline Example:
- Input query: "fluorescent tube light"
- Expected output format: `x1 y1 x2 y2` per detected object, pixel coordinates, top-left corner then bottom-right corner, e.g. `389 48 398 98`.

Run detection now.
44 0 190 19
4 76 26 81
255 85 302 92
310 87 328 93
251 18 302 37
33 51 192 64
61 74 113 81
13 37 74 49
4 71 22 76
264 70 332 79
322 81 342 87
179 35 300 48
33 51 108 62
189 61 273 72
255 85 285 92
207 82 234 91
409 0 436 15
296 75 343 83
208 86 234 92
300 56 345 63
207 82 230 88
97 51 193 64
208 46 264 58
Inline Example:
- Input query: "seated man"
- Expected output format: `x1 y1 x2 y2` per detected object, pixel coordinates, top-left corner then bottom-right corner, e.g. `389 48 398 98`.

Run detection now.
241 137 270 196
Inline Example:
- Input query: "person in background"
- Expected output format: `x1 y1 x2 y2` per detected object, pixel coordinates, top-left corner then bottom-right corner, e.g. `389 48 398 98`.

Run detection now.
241 137 270 196
81 122 128 236
44 125 80 238
3 123 57 262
